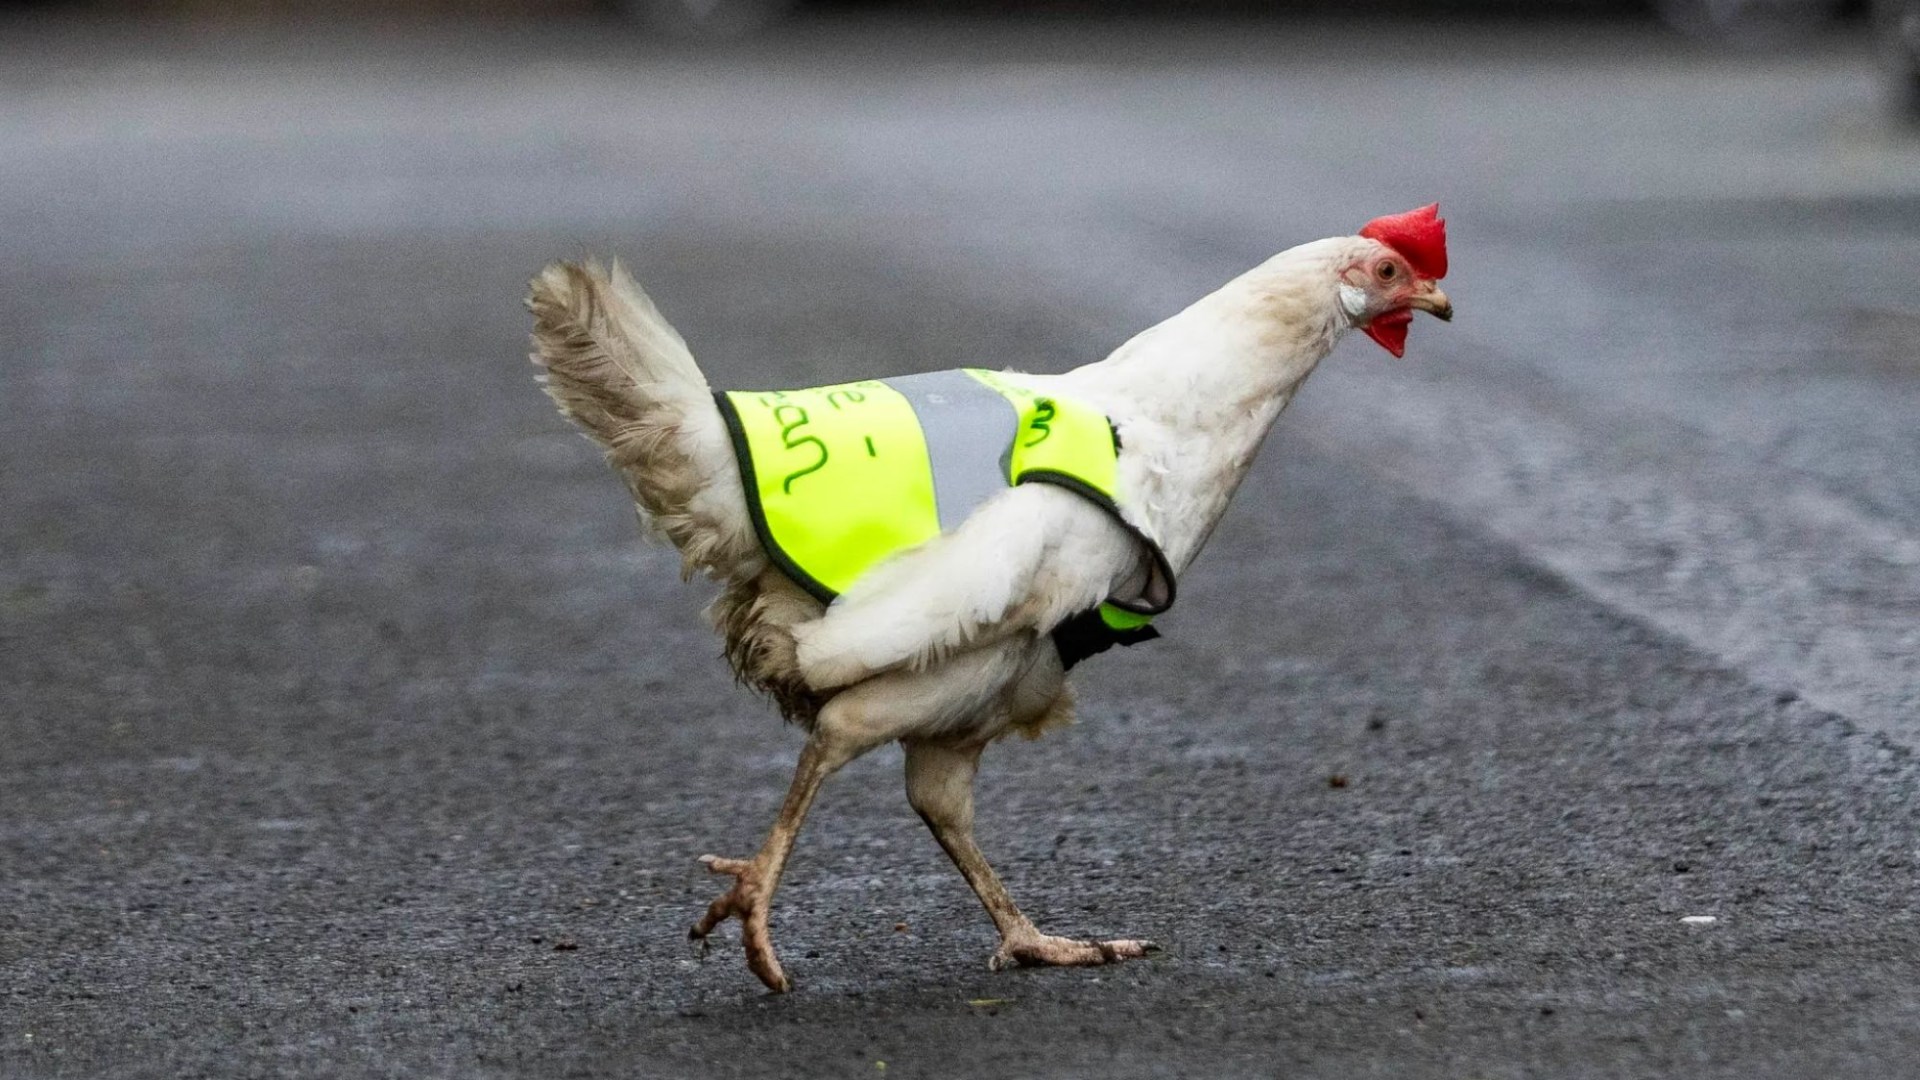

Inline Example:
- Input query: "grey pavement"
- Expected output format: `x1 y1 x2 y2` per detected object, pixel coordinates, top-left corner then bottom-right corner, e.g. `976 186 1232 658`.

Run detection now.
3 14 1920 1078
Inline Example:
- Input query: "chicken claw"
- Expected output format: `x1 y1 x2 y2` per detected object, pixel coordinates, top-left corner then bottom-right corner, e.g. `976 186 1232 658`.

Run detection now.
690 854 790 992
988 932 1160 972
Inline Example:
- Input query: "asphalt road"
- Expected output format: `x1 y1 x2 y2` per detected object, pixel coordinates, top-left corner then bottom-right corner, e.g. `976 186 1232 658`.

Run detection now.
4 14 1920 1078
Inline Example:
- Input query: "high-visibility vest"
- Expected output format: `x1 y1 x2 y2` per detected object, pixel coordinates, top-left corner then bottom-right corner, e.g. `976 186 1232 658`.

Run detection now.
713 368 1175 668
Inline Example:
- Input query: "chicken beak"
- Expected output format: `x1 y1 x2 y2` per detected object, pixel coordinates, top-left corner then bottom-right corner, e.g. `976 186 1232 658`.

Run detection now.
1410 282 1453 322
1361 282 1451 359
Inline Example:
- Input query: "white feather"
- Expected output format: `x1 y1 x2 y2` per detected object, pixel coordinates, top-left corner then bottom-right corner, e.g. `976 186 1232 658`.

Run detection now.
790 236 1377 693
793 484 1141 689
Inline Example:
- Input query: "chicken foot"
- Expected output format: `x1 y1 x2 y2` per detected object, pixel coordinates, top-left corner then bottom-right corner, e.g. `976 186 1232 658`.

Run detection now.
688 737 844 992
903 741 1158 972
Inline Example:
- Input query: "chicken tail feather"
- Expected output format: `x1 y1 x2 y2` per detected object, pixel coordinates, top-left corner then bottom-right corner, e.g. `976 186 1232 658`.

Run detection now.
527 259 761 582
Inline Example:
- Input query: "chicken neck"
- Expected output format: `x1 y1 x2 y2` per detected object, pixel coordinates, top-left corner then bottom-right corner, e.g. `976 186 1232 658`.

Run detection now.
1052 239 1354 574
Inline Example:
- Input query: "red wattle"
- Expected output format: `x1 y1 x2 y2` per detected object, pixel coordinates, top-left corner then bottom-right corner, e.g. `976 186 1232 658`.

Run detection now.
1363 309 1413 358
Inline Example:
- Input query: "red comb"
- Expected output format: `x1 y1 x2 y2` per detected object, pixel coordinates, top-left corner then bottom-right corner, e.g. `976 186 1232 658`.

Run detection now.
1359 204 1448 280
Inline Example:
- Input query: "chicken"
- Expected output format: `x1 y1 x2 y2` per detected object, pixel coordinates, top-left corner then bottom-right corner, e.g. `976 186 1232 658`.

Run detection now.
524 205 1452 992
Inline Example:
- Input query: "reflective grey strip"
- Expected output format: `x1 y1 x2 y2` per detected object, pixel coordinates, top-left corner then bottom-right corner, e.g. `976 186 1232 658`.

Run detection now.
881 370 1018 532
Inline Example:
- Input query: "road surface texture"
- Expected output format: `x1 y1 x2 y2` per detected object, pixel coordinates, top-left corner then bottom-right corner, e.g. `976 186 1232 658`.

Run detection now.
4 13 1919 1078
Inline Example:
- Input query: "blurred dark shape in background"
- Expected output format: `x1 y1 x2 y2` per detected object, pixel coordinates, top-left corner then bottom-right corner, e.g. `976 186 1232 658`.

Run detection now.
1655 0 1847 47
0 0 1867 37
1882 0 1920 116
9 0 1911 118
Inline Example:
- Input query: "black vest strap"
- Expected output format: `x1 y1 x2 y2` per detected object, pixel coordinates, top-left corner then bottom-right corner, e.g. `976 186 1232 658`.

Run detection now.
1050 608 1163 671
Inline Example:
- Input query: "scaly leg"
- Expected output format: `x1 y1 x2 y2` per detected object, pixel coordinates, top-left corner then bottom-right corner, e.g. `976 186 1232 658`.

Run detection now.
689 735 847 992
690 672 939 992
903 740 1156 971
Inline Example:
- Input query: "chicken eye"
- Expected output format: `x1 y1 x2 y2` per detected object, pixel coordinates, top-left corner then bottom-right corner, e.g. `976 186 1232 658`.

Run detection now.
1377 262 1398 281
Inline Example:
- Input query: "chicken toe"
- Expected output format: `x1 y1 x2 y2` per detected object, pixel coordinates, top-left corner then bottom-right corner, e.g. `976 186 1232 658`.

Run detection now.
690 854 790 992
988 933 1159 971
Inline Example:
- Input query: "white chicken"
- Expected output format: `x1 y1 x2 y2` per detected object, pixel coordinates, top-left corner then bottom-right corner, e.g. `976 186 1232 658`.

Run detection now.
525 205 1452 992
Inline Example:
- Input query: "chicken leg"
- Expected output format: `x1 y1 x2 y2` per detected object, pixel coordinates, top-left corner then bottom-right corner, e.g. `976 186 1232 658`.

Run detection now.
690 671 937 992
903 740 1156 971
689 736 847 992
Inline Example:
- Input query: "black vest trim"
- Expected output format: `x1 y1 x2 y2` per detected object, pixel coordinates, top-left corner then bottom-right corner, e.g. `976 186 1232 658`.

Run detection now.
713 389 839 605
1013 469 1176 616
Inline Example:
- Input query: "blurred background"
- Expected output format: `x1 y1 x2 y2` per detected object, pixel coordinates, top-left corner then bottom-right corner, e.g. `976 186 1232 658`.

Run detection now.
4 0 1920 1076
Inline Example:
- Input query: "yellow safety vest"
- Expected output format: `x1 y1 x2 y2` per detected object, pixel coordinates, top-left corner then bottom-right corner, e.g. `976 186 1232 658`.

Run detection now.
713 368 1174 667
